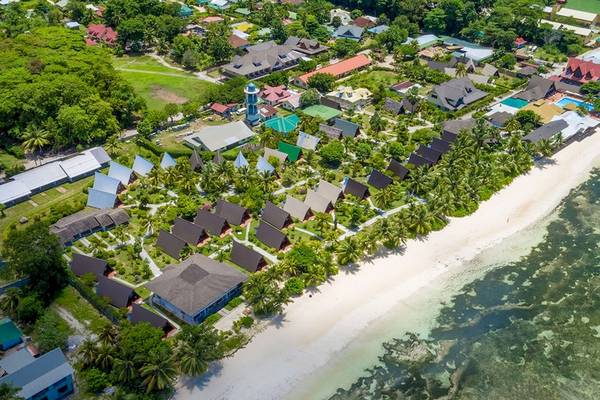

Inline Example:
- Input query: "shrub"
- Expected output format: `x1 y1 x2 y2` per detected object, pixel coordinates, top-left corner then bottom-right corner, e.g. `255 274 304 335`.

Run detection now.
34 311 70 352
16 295 44 324
83 368 110 394
284 277 305 296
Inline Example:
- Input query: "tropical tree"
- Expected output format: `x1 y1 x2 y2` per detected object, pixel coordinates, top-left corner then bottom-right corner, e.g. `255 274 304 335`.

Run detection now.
104 135 122 156
535 139 553 157
313 212 331 237
95 344 115 370
139 349 177 393
113 357 138 383
21 126 50 165
373 184 397 209
0 288 21 316
409 204 435 236
243 272 288 316
99 324 120 347
336 236 363 265
455 62 467 78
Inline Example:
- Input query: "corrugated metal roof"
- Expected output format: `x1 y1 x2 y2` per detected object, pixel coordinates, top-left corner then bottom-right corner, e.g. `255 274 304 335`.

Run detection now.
0 181 31 205
132 155 154 176
108 161 133 186
87 188 117 209
60 153 101 180
12 162 67 192
92 173 120 194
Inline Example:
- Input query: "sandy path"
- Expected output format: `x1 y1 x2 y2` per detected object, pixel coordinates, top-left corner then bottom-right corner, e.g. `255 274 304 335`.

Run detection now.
175 131 600 400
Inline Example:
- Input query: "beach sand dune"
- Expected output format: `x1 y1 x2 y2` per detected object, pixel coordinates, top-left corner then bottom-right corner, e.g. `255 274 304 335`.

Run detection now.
175 131 600 400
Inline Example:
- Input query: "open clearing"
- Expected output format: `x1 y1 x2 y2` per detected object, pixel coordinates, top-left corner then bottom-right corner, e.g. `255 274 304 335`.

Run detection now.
113 55 218 111
564 0 600 13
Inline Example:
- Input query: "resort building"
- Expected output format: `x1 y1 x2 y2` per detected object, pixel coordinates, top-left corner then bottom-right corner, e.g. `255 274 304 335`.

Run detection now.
325 86 372 110
344 178 369 199
97 276 139 308
70 254 113 280
230 241 265 272
129 303 173 334
561 57 600 85
555 8 598 26
221 41 302 79
284 37 328 55
146 254 248 324
428 78 487 111
0 348 74 400
255 221 289 250
387 159 409 180
259 85 292 105
50 208 129 246
184 121 255 152
215 199 249 226
523 120 569 143
333 25 364 41
156 230 187 259
294 54 371 88
540 20 592 39
261 201 292 230
514 75 556 101
194 210 229 236
367 169 392 189
283 196 312 221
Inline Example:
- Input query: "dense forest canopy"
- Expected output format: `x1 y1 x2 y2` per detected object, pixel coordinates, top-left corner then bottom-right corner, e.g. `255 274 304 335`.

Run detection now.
0 26 144 150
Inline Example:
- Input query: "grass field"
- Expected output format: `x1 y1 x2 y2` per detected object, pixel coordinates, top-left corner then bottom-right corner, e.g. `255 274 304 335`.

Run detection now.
53 286 109 334
564 0 600 13
113 55 218 111
0 177 91 242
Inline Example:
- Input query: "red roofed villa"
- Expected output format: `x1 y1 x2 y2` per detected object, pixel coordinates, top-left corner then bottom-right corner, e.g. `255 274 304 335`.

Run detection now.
260 85 292 105
210 103 237 117
294 54 372 88
87 24 117 46
514 37 527 48
561 57 600 85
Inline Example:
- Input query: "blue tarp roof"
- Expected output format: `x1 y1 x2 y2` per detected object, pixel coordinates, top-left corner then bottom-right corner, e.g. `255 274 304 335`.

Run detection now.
132 155 154 177
234 152 249 168
108 161 133 186
92 173 120 195
87 188 117 209
256 156 274 174
160 153 177 169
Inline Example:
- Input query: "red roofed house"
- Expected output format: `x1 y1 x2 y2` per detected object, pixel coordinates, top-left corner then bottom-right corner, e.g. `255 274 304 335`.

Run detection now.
260 85 292 106
514 37 527 49
228 34 249 49
561 57 600 85
87 24 117 46
353 16 377 28
294 54 372 88
259 104 278 120
210 103 237 117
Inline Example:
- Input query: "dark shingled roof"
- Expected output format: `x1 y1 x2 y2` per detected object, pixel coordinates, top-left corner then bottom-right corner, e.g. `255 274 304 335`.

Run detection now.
367 169 392 189
430 138 452 154
49 209 129 245
523 120 568 143
441 131 458 143
130 303 171 331
255 221 289 250
443 118 477 136
230 240 265 272
333 118 361 138
70 254 111 280
408 153 433 167
215 199 249 226
190 150 203 171
97 276 137 308
146 254 247 316
488 111 513 128
172 217 205 245
416 146 442 163
261 201 292 230
156 230 187 259
387 159 409 179
194 209 228 236
344 178 369 199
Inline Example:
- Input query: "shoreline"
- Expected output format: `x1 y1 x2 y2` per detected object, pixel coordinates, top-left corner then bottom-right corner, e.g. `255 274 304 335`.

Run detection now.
175 131 600 400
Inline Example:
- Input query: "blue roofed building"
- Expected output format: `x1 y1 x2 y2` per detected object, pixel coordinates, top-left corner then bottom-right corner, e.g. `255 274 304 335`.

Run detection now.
0 181 31 207
0 348 34 375
233 152 249 169
108 161 133 186
368 25 389 35
160 153 177 169
334 118 361 138
0 348 74 400
0 319 22 351
92 173 120 194
256 156 275 174
333 25 364 40
87 188 117 209
132 155 154 177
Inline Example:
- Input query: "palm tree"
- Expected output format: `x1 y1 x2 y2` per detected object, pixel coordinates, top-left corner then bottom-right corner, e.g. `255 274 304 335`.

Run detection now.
313 212 331 236
146 167 161 188
114 356 138 384
104 135 122 156
536 139 553 157
78 339 98 368
0 288 20 316
176 342 208 376
243 272 287 316
99 324 119 346
95 344 115 370
21 126 50 165
139 350 177 393
408 166 429 195
455 62 467 78
336 236 363 265
373 184 397 209
409 204 434 236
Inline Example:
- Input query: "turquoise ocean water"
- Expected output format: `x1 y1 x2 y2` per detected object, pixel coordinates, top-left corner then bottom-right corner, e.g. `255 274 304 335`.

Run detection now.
325 170 600 400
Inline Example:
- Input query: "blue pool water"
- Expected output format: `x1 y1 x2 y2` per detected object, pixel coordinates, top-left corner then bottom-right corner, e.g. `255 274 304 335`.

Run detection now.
555 97 593 111
501 97 528 109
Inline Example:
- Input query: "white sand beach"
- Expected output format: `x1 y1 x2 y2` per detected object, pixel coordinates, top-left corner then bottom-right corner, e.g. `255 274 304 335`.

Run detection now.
175 131 600 400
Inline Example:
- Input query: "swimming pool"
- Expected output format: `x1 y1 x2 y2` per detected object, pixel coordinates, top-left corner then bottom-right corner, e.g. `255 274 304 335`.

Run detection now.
555 97 594 111
501 97 528 109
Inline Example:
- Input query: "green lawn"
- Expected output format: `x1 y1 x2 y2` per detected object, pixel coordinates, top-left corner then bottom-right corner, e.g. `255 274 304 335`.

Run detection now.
345 70 399 92
113 55 218 111
564 0 600 13
53 286 109 334
0 177 91 243
0 151 23 170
